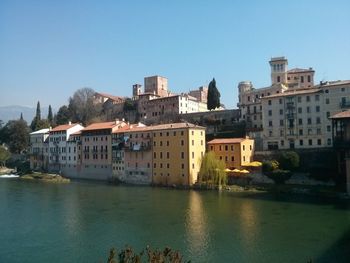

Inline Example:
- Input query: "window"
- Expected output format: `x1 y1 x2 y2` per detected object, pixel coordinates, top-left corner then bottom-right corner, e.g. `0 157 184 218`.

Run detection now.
277 76 281 82
301 76 304 83
181 152 184 159
280 120 284 126
308 75 311 82
317 128 321 135
298 118 303 125
315 95 320 101
300 139 303 146
225 145 228 151
316 117 321 124
299 129 303 135
326 98 330 104
308 129 312 135
268 100 272 105
341 87 345 92
268 110 272 116
308 139 312 146
281 140 284 146
210 146 213 150
298 107 302 114
306 96 310 102
192 140 194 146
154 152 156 159
298 97 302 103
279 99 282 104
167 152 169 159
307 106 310 113
326 112 330 118
327 125 331 132
327 138 332 145
280 109 283 115
307 118 312 125
243 145 245 151
181 140 184 146
280 129 284 136
192 152 194 159
316 106 320 112
231 156 234 161
269 121 273 127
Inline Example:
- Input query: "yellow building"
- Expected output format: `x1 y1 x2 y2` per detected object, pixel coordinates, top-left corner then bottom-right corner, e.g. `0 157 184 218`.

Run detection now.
207 138 254 169
118 123 206 186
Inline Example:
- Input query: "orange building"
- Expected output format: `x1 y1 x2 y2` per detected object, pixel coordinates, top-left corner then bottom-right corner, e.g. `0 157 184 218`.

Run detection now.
207 138 254 169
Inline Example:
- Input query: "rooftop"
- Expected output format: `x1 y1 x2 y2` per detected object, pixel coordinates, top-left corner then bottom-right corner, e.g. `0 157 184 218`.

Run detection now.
288 67 314 73
82 121 125 132
30 128 50 135
208 138 249 144
50 123 80 132
95 92 126 102
263 88 320 99
114 122 205 133
330 110 350 119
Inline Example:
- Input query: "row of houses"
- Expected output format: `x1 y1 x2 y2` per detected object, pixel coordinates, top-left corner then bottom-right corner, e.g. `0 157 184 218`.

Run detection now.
29 120 254 186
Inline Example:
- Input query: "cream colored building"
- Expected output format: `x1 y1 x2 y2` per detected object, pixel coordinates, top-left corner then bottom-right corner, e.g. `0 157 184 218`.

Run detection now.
207 138 254 169
48 122 84 172
29 128 50 171
238 57 315 131
261 80 350 150
144 75 169 97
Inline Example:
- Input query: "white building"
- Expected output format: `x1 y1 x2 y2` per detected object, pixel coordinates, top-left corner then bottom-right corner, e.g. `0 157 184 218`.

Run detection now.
48 122 84 172
29 128 50 170
262 80 350 150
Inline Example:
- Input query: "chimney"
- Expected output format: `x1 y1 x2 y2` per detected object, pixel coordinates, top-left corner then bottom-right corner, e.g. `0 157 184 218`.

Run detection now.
68 121 72 125
115 118 120 125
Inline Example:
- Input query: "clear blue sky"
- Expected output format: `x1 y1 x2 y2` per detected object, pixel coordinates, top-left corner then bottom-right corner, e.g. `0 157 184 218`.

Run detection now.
1 0 350 110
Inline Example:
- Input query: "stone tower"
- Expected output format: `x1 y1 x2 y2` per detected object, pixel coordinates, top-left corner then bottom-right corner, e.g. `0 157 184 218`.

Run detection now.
269 57 288 85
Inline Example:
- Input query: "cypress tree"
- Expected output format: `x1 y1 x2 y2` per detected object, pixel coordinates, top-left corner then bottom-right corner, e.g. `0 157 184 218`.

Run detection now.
48 105 53 123
20 112 23 120
207 78 221 111
36 101 41 120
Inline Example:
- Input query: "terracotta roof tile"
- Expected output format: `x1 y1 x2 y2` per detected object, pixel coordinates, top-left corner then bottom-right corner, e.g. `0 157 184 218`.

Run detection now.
83 121 124 131
50 124 80 132
330 110 350 119
113 122 205 133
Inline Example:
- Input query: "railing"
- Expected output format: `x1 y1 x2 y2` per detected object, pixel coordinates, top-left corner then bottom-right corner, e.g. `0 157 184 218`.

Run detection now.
340 100 350 109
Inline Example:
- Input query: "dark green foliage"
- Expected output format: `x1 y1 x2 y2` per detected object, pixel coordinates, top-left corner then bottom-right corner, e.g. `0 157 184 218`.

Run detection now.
68 87 102 125
265 169 292 184
278 151 299 171
123 98 137 111
107 246 189 263
36 101 41 121
262 160 292 184
55 105 71 125
30 101 50 131
6 158 30 174
48 105 53 123
207 78 221 111
1 120 29 153
0 146 10 166
20 112 23 120
262 160 279 174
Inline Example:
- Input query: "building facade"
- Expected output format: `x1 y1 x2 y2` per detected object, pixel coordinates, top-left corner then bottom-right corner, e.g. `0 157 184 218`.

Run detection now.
261 80 350 150
207 138 254 169
29 128 50 171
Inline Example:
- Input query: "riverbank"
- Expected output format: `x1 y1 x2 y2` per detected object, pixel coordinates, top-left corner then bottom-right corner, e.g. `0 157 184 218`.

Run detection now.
0 167 16 175
20 172 70 183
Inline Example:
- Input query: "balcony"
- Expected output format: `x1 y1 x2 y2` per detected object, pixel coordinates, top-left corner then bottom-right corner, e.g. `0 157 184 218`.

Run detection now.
340 100 350 109
125 144 152 152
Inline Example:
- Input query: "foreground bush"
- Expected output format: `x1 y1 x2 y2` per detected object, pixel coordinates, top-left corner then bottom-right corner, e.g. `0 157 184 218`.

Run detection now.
265 169 292 184
278 151 299 171
107 246 190 263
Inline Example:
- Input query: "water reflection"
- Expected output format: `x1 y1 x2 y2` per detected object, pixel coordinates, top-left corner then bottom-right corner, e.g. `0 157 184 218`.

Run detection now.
185 191 210 258
239 199 258 245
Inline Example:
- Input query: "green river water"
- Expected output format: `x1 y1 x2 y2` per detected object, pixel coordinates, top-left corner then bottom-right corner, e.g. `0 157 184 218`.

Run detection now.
0 178 349 262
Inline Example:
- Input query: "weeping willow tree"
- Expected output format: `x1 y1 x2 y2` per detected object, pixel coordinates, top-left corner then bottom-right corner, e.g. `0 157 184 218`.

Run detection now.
198 152 227 187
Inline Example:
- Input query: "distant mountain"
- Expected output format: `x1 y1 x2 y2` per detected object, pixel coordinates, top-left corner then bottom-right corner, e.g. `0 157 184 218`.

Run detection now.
0 105 52 124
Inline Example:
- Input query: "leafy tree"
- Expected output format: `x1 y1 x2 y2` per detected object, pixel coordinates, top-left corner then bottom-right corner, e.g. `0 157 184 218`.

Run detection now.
207 78 221 111
123 98 137 111
262 159 292 184
278 151 299 171
0 145 10 167
55 105 71 125
48 105 53 124
1 120 29 154
68 87 102 125
198 151 227 186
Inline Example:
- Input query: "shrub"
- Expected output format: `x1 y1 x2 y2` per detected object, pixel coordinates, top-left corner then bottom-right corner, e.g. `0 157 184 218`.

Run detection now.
262 160 279 174
265 169 292 184
278 151 299 171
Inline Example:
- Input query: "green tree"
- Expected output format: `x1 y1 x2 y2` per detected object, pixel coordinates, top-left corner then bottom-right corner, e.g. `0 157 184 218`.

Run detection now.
20 112 23 120
278 151 300 171
207 78 221 111
55 105 71 125
2 120 29 154
48 105 53 124
30 101 42 131
0 145 11 167
262 159 292 184
68 87 102 125
198 151 227 186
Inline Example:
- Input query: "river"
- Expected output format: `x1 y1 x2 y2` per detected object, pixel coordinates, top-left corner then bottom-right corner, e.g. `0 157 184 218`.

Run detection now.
0 178 349 262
